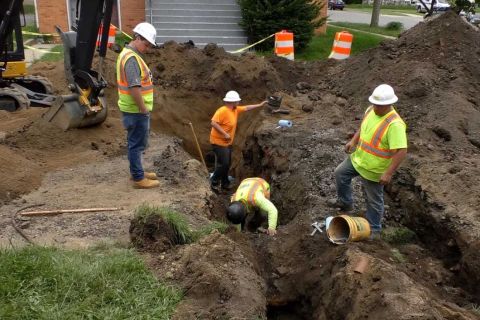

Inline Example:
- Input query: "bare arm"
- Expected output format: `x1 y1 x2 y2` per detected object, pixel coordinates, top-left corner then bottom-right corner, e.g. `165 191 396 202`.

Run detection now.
129 86 149 114
345 130 361 153
379 148 407 185
244 101 268 111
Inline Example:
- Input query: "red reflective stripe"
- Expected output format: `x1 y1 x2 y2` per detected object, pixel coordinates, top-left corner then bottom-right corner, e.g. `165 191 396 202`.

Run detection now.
358 139 394 159
245 178 269 206
371 112 399 147
247 182 261 206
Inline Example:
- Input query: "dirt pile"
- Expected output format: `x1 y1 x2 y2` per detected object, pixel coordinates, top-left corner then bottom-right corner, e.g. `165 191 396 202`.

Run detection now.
1 10 479 319
326 11 480 296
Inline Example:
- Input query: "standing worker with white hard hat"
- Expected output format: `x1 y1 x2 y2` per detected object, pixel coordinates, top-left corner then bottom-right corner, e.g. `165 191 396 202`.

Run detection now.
210 91 268 191
116 22 159 189
328 84 408 238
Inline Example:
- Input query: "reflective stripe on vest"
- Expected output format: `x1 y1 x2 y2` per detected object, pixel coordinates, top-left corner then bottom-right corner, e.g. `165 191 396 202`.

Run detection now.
358 109 401 159
116 48 153 96
233 178 270 207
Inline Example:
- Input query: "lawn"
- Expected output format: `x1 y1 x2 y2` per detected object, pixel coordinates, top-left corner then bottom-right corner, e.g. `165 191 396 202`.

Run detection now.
36 45 64 62
328 22 404 37
346 3 421 16
295 24 392 61
0 246 182 320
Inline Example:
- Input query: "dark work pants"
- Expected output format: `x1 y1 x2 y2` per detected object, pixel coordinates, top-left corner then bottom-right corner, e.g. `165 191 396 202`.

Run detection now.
211 144 232 187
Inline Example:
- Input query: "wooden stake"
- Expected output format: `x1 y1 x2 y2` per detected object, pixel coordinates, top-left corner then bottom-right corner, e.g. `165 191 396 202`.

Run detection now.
19 207 122 217
188 121 207 170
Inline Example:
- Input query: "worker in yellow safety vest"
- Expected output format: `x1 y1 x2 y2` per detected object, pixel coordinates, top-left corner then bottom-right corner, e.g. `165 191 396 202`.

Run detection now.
328 84 407 237
227 178 278 236
116 22 158 189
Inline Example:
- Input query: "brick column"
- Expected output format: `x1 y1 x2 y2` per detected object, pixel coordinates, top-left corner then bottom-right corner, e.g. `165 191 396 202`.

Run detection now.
120 0 146 35
37 0 69 34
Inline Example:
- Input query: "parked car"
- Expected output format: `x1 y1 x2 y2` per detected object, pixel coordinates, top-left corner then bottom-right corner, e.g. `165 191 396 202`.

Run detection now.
467 12 480 25
329 0 345 10
416 0 450 13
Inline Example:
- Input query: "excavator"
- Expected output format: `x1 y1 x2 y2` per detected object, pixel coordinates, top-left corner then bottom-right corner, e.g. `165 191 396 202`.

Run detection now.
0 0 114 130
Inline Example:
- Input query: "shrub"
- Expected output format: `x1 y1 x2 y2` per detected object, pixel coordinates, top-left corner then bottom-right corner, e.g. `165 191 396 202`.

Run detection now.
238 0 325 52
385 21 404 31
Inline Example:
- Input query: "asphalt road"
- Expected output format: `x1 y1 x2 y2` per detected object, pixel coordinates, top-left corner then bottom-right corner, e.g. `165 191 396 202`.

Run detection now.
328 9 424 29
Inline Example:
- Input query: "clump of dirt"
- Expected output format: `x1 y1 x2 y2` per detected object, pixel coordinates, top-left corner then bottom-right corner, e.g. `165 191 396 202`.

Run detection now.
130 213 180 252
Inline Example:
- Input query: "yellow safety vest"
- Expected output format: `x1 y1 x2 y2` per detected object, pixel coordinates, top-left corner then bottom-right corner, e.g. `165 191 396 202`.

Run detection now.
116 47 153 113
232 178 271 208
351 106 406 181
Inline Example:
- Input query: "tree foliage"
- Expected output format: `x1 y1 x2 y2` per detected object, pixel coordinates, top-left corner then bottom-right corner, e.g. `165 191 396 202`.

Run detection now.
238 0 325 51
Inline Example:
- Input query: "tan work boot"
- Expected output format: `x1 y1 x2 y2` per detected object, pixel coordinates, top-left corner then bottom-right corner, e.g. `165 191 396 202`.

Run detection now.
133 178 159 189
144 172 158 180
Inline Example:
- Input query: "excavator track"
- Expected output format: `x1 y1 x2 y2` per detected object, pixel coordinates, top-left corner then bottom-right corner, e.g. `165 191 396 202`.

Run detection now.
18 75 54 94
0 86 30 111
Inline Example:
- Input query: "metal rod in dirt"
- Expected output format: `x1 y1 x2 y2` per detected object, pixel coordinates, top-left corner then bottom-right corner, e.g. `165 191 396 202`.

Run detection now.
188 121 207 170
19 207 122 217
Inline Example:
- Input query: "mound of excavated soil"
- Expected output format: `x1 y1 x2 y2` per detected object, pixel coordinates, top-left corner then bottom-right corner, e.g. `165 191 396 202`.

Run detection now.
1 10 480 319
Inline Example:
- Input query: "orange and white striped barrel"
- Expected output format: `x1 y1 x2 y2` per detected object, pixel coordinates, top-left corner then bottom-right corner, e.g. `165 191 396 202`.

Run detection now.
328 31 353 60
274 30 294 61
96 24 116 48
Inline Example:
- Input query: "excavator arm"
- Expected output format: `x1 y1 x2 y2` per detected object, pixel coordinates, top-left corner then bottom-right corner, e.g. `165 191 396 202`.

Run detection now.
44 0 114 129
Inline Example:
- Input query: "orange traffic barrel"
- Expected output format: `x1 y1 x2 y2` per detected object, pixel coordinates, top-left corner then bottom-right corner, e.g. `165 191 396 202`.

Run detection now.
274 30 294 60
328 31 353 60
97 24 116 48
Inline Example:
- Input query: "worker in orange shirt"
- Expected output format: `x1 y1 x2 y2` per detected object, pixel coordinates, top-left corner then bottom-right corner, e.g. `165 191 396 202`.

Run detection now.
210 91 267 190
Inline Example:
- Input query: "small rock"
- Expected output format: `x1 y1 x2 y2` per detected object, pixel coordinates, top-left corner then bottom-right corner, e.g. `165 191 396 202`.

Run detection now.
296 82 312 91
91 142 99 150
0 131 7 143
301 104 314 113
19 221 30 229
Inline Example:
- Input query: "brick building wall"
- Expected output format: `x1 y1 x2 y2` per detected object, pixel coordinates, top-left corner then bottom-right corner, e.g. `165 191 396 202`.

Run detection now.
35 0 145 35
37 0 68 34
119 1 145 35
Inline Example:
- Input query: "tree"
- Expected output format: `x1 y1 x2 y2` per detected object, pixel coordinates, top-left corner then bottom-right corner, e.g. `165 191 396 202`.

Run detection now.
370 0 382 27
238 0 325 52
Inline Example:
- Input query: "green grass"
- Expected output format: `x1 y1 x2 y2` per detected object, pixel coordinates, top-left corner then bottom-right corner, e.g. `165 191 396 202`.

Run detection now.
36 45 64 62
0 246 182 320
346 3 420 15
328 22 403 37
294 24 388 60
382 227 417 245
134 204 228 244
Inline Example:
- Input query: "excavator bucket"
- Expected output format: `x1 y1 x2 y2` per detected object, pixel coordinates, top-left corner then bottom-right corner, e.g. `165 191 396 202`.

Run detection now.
43 94 107 130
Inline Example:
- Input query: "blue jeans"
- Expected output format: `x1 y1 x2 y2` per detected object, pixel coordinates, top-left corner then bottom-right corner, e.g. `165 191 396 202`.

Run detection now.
122 112 150 181
334 157 385 232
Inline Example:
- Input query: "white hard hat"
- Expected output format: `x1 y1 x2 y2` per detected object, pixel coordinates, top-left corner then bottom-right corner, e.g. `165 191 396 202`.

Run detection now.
133 22 157 47
368 84 398 105
223 90 241 102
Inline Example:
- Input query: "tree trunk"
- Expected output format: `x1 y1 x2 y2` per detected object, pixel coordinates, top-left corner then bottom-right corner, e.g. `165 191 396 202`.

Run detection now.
370 0 382 27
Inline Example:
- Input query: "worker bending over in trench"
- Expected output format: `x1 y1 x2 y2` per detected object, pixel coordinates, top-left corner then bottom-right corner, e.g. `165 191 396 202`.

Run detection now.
210 91 268 191
117 22 158 189
226 177 278 236
329 84 407 238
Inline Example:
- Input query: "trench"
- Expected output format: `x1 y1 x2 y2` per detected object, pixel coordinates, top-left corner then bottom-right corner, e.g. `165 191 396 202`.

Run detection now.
225 131 480 318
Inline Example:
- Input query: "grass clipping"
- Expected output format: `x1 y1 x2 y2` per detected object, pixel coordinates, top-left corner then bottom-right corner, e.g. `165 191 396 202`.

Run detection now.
130 204 228 249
